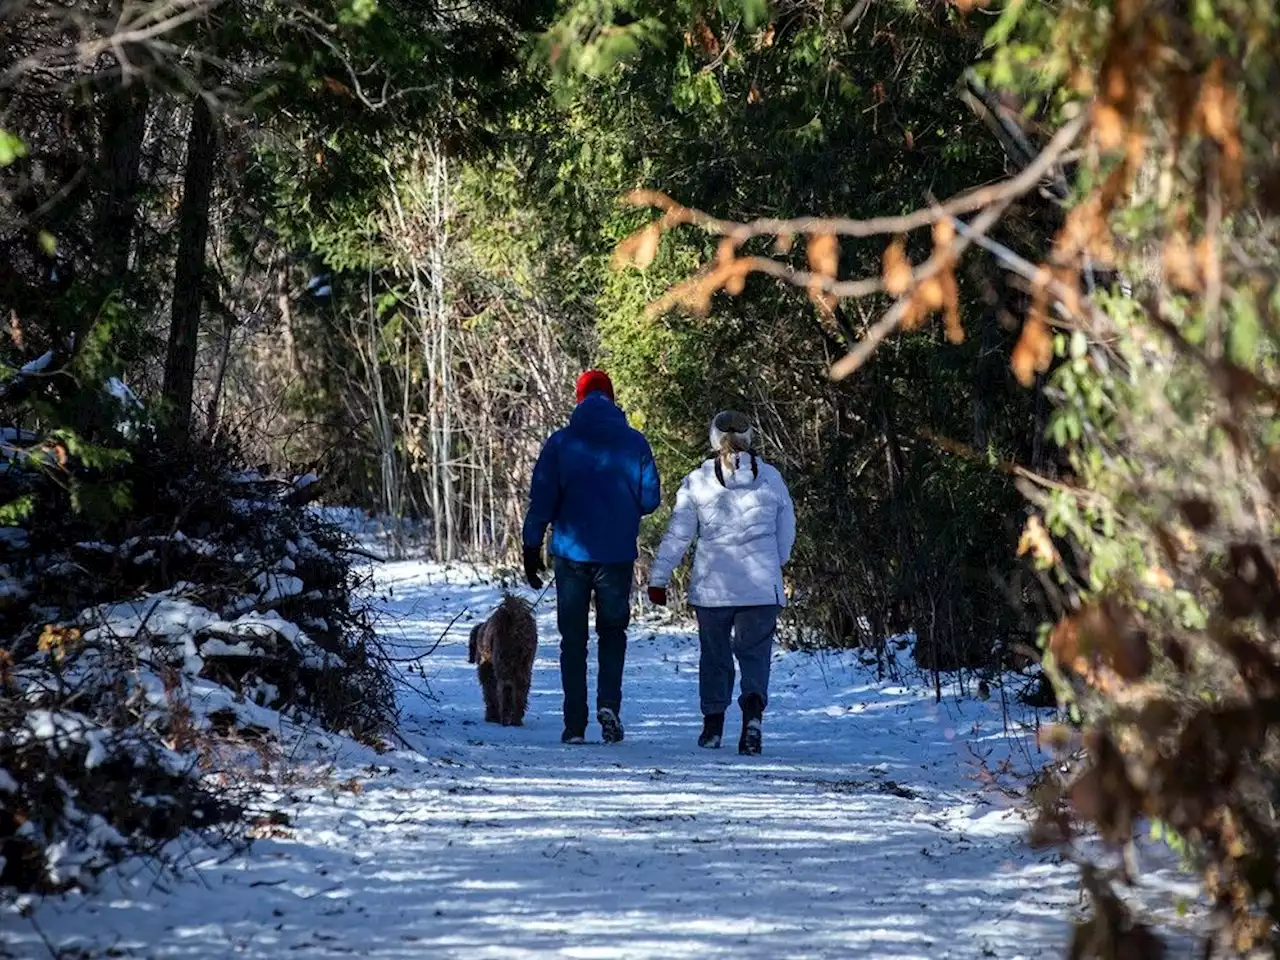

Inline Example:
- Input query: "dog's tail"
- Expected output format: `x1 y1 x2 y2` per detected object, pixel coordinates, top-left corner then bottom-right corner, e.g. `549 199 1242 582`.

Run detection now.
468 623 480 663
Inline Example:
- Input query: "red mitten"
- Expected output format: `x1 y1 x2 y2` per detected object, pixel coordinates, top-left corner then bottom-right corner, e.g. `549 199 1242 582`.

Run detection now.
647 586 668 606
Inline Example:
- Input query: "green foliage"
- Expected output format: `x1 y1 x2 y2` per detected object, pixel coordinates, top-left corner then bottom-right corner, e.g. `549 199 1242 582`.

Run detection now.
985 0 1280 949
0 129 25 166
483 0 1039 662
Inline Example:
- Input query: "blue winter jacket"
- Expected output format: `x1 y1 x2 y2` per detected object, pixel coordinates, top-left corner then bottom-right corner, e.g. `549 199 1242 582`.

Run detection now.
523 393 661 564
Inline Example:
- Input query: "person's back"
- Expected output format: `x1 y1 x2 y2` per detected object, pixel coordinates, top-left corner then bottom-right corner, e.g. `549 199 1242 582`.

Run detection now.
647 410 795 755
526 393 658 564
669 455 792 609
522 370 660 745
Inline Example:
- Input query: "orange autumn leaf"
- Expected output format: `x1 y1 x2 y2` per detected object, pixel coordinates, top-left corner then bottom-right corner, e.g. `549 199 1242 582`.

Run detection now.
1124 130 1147 173
806 233 840 315
1057 197 1115 265
1048 614 1081 666
940 269 963 344
1017 514 1058 567
1052 266 1082 318
1011 309 1053 387
1194 234 1218 289
1163 232 1201 292
899 298 928 333
1093 103 1126 152
1197 59 1236 146
38 624 82 661
882 238 913 297
323 76 352 97
1081 601 1151 682
917 276 945 311
807 233 838 279
1069 65 1095 95
1196 59 1245 204
724 259 750 296
1099 60 1130 111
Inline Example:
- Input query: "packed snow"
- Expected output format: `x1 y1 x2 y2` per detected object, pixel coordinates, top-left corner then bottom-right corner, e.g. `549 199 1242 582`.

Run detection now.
7 562 1201 958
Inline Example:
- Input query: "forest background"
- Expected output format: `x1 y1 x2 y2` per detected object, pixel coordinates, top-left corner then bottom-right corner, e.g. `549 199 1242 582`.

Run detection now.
4 0 1280 953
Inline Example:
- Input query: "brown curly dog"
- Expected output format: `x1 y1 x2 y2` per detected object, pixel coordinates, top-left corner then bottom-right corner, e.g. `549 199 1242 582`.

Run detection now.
467 594 538 726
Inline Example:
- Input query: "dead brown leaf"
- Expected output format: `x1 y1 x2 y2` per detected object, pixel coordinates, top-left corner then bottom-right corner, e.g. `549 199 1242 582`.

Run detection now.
1017 514 1058 566
807 232 838 279
1011 309 1053 387
1163 232 1201 292
882 238 912 297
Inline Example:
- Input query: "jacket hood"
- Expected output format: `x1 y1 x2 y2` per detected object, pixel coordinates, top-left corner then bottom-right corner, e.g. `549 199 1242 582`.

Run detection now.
569 393 627 436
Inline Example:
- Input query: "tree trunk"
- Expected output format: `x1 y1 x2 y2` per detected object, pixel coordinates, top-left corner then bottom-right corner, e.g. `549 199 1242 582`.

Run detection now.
163 97 218 442
93 85 150 292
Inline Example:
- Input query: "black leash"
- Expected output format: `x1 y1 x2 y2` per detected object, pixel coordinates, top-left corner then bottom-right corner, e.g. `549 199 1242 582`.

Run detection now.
529 574 556 609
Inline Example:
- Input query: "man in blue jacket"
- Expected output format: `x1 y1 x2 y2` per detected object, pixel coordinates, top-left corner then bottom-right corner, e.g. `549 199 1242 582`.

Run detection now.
523 370 661 745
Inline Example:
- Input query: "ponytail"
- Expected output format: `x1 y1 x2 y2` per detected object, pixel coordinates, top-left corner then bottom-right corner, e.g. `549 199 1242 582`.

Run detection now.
714 432 759 488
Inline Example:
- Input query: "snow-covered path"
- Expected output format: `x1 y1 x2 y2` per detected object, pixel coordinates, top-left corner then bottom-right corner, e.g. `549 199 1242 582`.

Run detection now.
16 562 1086 959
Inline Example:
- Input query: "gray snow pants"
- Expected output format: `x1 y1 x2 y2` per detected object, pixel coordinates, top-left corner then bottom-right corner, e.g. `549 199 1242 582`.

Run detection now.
694 604 781 716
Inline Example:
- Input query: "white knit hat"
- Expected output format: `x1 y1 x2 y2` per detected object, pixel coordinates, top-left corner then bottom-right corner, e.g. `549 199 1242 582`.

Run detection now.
709 410 753 452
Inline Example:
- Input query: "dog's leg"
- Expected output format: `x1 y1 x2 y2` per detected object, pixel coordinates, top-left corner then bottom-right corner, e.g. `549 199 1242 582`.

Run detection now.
468 625 480 664
513 680 529 727
500 682 516 726
479 661 500 723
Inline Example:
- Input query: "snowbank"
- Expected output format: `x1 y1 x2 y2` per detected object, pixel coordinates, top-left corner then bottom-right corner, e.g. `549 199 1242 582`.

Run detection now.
1 444 394 899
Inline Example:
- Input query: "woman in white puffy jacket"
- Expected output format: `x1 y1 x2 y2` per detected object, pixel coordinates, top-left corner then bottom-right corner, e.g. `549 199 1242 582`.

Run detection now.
647 411 796 755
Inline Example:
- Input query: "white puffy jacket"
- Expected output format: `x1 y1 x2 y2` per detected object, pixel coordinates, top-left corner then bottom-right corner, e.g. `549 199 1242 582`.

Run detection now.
649 454 796 608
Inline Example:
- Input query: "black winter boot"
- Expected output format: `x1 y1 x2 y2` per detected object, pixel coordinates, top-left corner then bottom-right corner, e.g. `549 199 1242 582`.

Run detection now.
597 707 625 744
698 713 725 749
738 694 764 756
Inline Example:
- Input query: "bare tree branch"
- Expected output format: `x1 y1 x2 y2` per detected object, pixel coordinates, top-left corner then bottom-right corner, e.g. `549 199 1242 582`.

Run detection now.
828 111 1087 378
0 0 221 90
628 114 1081 245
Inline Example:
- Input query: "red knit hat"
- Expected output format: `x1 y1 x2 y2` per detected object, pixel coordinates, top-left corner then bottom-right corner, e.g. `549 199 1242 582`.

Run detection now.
575 369 614 403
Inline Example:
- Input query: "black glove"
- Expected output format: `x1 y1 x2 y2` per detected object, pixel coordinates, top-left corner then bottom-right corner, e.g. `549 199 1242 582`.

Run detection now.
522 544 545 590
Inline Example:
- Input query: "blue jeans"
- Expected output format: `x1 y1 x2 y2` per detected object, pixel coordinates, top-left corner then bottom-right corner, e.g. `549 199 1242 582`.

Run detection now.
694 605 780 716
553 558 633 734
